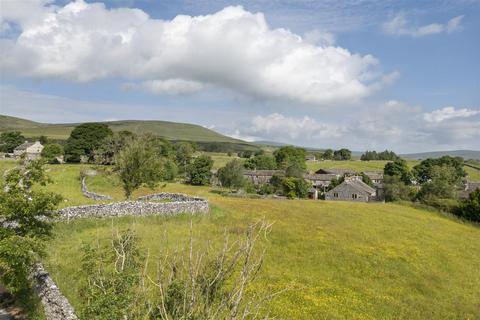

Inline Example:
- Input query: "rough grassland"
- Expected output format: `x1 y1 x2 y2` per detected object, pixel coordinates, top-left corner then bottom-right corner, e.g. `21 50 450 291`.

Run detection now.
39 172 480 319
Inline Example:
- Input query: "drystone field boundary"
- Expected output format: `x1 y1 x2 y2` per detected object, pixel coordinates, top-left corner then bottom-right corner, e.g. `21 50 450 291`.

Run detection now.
7 192 209 320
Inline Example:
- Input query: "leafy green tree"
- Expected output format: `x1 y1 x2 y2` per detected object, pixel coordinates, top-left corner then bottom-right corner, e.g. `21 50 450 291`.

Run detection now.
383 175 415 202
360 173 374 187
361 150 377 161
333 148 351 160
94 131 135 165
116 135 177 198
413 156 466 184
41 143 64 163
0 160 62 315
187 155 213 185
218 159 245 189
285 162 305 178
384 159 412 184
244 154 276 170
281 177 311 199
273 146 306 169
175 142 195 175
416 165 458 202
322 149 334 160
454 189 480 222
38 135 48 145
238 150 254 158
64 123 113 162
0 131 25 153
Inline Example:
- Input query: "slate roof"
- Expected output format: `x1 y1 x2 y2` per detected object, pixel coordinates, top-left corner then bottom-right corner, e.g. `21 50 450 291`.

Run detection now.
330 179 376 195
14 142 35 151
315 168 357 175
303 173 337 181
243 170 284 176
363 171 384 180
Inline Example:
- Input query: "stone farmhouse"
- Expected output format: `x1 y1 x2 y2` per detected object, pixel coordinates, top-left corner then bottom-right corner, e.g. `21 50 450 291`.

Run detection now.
243 170 284 185
13 141 44 160
459 181 480 199
325 176 377 202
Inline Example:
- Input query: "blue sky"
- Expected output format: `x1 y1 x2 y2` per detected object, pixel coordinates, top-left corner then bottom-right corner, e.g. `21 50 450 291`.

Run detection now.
1 0 479 152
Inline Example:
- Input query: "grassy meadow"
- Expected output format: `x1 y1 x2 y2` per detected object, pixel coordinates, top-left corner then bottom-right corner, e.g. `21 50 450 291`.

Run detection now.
2 158 480 318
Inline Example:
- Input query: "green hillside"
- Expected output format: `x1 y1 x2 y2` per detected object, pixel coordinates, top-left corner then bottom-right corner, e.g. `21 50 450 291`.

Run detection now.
31 166 479 319
0 114 247 144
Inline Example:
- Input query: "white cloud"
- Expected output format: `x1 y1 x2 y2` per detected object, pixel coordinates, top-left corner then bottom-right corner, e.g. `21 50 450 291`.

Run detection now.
222 102 480 152
124 79 205 95
382 13 464 37
0 0 386 105
423 106 480 123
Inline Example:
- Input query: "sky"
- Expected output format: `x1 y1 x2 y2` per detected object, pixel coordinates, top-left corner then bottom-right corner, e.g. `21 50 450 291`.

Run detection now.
0 0 479 153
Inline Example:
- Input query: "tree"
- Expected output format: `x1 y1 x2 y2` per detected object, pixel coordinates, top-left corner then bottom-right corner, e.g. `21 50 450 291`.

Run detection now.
244 154 276 170
281 177 311 199
384 159 412 185
413 156 466 184
285 162 305 178
175 142 195 175
41 143 64 163
360 173 374 187
0 131 25 153
360 150 377 161
238 150 254 158
115 135 176 198
38 135 48 145
454 189 480 222
416 165 457 202
218 159 245 189
187 155 213 185
322 149 334 160
383 175 415 202
94 131 135 165
333 148 351 161
273 146 306 169
64 123 113 162
0 160 62 315
361 150 399 161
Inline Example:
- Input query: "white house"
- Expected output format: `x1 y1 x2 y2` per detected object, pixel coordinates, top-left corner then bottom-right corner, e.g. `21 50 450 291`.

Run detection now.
13 141 44 160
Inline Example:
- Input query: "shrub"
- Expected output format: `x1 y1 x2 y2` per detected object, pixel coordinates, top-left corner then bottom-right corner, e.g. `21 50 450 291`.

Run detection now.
454 189 480 222
218 159 245 190
187 155 214 185
282 177 311 199
41 143 64 163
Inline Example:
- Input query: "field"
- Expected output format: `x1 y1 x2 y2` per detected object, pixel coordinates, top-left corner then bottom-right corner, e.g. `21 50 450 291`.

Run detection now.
0 114 251 144
2 160 480 318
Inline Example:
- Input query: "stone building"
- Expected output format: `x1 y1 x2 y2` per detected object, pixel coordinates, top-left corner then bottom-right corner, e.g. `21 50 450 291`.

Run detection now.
363 171 384 186
325 176 377 202
315 168 357 176
13 141 44 160
243 170 284 185
458 181 480 199
303 173 337 190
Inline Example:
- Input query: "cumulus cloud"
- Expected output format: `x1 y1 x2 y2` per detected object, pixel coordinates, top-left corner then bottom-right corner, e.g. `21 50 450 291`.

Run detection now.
382 13 464 37
0 0 386 105
222 102 480 152
124 79 205 95
423 106 480 123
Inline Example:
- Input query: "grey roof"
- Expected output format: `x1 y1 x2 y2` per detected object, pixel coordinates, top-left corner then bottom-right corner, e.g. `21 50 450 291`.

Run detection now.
364 171 384 180
14 142 35 151
315 168 357 175
303 173 337 181
330 179 376 195
243 170 284 176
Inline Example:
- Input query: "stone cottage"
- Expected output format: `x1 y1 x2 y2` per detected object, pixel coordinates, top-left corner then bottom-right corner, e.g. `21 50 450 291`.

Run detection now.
325 176 376 202
243 170 284 185
363 171 384 186
13 141 44 160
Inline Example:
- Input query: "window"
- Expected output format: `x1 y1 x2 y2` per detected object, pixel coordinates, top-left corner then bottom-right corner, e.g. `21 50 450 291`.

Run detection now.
352 194 358 199
333 192 338 198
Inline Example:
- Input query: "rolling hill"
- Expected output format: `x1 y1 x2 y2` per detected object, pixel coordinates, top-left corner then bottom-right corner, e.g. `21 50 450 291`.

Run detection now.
0 114 258 150
401 150 480 160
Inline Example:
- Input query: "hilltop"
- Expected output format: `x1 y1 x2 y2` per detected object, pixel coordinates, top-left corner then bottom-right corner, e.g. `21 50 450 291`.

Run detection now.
0 114 258 151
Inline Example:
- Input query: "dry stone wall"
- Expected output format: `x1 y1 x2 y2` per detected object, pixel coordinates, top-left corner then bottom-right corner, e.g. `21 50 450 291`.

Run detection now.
58 193 208 221
81 176 112 201
32 264 78 320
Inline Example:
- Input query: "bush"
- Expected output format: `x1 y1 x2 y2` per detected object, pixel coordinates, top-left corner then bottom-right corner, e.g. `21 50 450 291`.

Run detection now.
383 175 416 202
218 159 245 190
187 155 214 185
282 177 311 199
41 143 64 163
454 189 480 222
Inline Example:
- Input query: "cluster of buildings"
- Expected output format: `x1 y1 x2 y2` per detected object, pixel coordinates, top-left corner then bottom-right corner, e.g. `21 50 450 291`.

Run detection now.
244 168 384 202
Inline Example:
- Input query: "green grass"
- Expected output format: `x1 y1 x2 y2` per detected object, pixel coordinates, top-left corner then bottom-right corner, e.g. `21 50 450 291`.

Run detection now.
306 160 420 172
205 152 241 169
464 166 480 181
41 175 480 319
0 114 247 143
